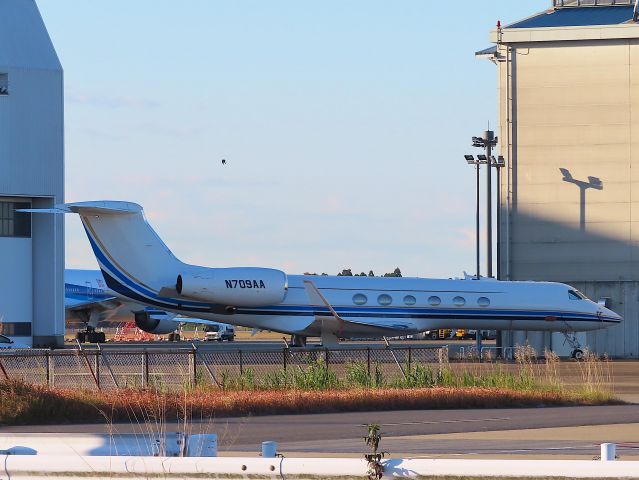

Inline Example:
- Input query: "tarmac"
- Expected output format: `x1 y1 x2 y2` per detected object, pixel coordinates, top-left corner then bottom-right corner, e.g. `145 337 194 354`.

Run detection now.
2 404 638 459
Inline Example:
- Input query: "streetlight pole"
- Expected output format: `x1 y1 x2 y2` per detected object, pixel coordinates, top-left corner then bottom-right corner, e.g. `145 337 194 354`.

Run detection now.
465 155 487 279
472 131 498 277
492 155 505 280
475 161 480 279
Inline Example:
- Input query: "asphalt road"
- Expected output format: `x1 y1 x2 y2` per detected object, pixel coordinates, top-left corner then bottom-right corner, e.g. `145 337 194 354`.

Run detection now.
3 406 638 458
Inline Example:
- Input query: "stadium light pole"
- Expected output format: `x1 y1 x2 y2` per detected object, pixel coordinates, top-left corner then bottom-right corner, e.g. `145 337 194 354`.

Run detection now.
491 155 506 280
472 131 498 278
465 155 487 280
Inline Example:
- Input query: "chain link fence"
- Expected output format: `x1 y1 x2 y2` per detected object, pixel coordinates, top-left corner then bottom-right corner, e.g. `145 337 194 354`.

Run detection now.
0 346 446 391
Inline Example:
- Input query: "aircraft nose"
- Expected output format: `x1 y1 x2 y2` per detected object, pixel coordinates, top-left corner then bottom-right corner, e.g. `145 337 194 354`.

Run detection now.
599 306 622 323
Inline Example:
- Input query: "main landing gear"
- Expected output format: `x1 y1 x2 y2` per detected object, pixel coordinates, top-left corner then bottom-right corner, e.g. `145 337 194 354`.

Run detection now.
290 334 307 347
76 327 106 344
562 331 584 360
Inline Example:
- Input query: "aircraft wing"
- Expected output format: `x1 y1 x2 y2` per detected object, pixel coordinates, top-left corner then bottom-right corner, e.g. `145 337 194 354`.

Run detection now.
65 296 121 312
337 317 417 332
303 280 417 332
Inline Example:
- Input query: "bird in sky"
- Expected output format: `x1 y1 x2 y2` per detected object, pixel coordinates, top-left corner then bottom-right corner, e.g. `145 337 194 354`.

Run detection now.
221 158 227 165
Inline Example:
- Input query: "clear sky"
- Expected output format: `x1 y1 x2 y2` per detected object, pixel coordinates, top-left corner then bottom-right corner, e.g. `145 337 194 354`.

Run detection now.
37 0 546 278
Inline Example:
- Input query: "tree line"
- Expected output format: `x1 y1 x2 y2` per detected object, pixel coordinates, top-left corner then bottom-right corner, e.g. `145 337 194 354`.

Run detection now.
303 268 402 278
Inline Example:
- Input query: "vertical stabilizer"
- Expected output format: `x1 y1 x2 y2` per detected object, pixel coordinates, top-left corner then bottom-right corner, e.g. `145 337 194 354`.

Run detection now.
66 201 183 293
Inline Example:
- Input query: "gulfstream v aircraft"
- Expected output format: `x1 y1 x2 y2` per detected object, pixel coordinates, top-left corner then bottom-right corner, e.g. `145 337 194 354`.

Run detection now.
33 201 621 356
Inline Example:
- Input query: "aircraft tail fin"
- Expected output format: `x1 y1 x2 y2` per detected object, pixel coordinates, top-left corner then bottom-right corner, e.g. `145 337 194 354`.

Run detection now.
28 201 183 295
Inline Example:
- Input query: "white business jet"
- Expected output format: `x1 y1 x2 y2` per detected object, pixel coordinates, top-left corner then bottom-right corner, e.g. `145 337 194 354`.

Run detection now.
27 201 621 356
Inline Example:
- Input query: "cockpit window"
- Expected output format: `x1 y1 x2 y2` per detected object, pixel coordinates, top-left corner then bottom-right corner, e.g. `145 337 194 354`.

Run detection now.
568 290 585 300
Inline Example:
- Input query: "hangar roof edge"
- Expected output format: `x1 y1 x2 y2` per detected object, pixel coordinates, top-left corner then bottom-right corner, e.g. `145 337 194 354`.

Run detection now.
507 5 636 29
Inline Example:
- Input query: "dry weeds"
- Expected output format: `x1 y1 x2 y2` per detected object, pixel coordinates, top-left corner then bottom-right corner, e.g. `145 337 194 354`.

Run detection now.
0 379 622 426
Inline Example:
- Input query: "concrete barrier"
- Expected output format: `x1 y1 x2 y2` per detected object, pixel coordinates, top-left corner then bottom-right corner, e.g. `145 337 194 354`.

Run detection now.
1 455 638 479
0 433 216 457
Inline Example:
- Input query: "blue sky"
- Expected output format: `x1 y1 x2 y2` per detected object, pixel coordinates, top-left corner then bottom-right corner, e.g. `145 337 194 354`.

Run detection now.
37 0 545 277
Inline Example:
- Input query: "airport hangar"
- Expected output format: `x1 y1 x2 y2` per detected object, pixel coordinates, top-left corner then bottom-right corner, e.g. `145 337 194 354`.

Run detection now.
0 0 64 348
480 0 639 358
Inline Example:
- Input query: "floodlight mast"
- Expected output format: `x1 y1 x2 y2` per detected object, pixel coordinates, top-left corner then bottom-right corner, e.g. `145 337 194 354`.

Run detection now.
472 131 498 278
464 155 487 280
492 155 506 280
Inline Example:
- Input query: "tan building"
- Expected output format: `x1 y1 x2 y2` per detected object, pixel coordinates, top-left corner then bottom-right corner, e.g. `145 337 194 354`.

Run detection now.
483 0 639 357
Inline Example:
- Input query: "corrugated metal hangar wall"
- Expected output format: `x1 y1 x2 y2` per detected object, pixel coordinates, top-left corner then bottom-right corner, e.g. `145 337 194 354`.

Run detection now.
0 0 64 347
491 1 639 357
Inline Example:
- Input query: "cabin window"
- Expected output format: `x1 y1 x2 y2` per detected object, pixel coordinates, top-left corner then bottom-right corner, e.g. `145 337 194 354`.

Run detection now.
403 295 416 306
352 293 368 305
477 297 490 307
377 294 392 306
568 290 584 301
428 296 441 306
453 296 466 307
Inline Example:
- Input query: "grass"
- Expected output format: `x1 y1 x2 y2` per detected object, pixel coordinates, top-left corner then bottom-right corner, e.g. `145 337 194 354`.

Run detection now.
0 380 621 426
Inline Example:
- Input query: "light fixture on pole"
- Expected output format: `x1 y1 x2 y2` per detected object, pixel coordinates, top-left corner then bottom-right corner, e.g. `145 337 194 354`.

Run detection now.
472 131 498 277
464 154 488 280
491 155 505 280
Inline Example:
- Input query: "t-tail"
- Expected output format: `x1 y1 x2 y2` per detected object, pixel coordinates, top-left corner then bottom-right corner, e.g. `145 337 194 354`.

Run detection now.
26 201 288 309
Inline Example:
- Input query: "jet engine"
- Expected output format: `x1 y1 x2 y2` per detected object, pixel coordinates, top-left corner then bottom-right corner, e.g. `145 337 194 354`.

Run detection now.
176 267 287 306
134 311 181 335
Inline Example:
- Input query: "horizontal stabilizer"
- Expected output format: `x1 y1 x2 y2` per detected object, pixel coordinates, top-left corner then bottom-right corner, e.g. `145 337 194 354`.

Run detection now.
19 201 142 216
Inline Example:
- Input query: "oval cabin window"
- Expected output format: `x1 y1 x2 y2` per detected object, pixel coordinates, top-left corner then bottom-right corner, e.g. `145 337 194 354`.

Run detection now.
453 296 466 307
377 294 392 306
428 296 441 306
353 293 368 305
477 297 490 307
403 295 416 306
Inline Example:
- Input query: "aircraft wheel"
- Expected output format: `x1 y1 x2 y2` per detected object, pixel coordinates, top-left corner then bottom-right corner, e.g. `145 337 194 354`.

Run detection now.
430 332 438 340
291 334 307 347
572 349 584 361
76 332 86 343
98 332 106 343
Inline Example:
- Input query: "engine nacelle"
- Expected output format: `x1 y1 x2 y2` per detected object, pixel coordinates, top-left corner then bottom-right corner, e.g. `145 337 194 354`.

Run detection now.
134 311 181 335
176 267 287 306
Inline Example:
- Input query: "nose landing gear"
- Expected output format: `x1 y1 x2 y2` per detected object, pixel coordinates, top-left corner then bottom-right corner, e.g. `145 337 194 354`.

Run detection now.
562 331 584 360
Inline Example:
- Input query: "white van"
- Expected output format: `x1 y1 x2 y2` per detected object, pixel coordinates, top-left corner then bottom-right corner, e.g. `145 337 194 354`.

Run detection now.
205 323 235 342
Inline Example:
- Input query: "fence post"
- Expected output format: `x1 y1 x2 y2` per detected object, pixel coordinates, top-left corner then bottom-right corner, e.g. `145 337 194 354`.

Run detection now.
45 351 50 387
283 348 287 373
408 346 412 372
367 347 371 377
95 352 100 390
143 350 149 388
49 351 55 388
325 348 329 370
76 341 100 390
239 350 243 375
0 356 8 381
97 344 119 389
191 347 197 387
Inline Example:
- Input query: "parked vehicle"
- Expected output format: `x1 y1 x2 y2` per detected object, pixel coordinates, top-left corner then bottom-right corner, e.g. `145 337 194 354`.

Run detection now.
205 323 235 342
